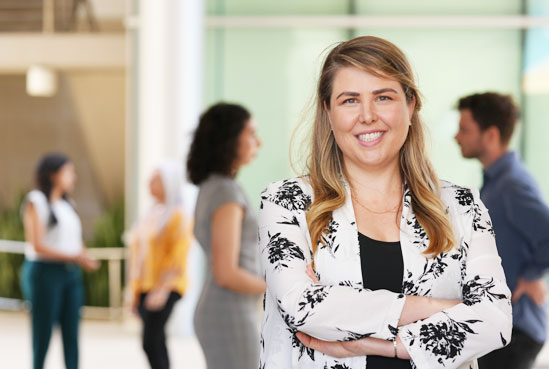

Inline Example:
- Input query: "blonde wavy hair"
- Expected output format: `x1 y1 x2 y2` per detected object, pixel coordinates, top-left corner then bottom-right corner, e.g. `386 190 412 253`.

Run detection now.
306 36 454 257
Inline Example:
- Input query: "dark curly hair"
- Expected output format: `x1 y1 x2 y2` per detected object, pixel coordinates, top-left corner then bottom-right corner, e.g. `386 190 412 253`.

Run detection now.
457 92 519 145
187 102 251 185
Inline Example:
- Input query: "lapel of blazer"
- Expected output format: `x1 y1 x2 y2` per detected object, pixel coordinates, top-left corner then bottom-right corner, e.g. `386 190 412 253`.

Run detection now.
340 179 360 256
400 182 430 253
324 180 362 283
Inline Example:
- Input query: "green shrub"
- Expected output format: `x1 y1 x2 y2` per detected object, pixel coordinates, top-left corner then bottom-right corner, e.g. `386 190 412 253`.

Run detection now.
87 199 125 248
0 193 25 300
83 199 125 307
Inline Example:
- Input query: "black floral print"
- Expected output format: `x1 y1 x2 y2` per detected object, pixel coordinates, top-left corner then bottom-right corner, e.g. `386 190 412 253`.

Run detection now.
454 187 474 207
417 314 480 364
462 276 508 306
261 179 312 211
299 285 332 312
320 219 340 256
276 299 308 331
388 324 399 336
471 204 495 236
276 300 315 361
338 280 364 291
294 332 315 361
454 185 495 236
459 240 469 287
403 252 453 296
405 216 429 252
402 184 412 209
314 269 322 282
335 327 375 341
500 332 507 347
264 231 305 271
277 214 300 227
324 362 351 369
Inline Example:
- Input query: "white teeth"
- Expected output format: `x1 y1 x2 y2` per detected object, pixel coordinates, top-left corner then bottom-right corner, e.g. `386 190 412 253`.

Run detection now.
358 132 383 142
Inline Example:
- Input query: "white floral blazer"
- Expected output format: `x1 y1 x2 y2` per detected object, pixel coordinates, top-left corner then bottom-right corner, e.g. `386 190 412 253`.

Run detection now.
258 177 512 369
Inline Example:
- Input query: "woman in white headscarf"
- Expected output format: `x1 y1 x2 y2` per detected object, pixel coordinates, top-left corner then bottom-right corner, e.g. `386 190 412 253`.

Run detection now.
127 160 193 369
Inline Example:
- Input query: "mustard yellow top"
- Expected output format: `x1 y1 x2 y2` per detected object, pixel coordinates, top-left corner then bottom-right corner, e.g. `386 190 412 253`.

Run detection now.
130 210 192 297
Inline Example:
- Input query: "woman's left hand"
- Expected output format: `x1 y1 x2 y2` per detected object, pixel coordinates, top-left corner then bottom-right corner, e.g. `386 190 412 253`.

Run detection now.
296 332 409 359
144 287 170 311
296 332 365 358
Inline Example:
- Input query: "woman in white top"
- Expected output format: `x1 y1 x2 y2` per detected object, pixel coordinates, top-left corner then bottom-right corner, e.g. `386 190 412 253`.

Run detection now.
20 153 99 369
258 36 512 369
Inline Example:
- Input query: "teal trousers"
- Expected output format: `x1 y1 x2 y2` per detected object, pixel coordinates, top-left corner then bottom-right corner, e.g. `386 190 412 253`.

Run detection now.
21 260 84 369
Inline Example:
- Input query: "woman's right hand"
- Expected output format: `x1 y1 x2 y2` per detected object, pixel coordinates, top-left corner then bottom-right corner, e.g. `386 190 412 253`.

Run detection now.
74 252 100 271
306 264 320 284
398 295 463 327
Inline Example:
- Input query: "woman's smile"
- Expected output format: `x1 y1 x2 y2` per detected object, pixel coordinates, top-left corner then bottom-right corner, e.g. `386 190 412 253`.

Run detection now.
356 130 386 147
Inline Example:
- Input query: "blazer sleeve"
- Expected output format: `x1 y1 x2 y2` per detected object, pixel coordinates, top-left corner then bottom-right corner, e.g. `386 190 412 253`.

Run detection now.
398 188 512 369
259 184 406 342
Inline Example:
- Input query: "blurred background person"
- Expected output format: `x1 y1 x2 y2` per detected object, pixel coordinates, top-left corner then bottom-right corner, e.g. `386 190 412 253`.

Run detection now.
187 102 266 369
127 161 193 369
20 153 100 369
455 92 549 369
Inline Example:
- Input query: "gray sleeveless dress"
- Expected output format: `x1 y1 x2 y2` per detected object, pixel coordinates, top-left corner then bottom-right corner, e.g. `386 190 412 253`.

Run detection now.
193 174 261 369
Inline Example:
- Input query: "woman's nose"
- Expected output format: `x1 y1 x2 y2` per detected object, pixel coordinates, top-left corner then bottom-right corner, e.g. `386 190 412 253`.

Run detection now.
359 101 377 124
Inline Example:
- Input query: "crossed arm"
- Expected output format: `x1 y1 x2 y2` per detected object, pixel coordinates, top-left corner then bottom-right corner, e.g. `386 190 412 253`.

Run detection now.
259 188 511 368
297 265 461 360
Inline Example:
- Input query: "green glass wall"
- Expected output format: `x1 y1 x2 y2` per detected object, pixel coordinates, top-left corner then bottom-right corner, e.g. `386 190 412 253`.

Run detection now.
203 0 543 208
523 0 549 200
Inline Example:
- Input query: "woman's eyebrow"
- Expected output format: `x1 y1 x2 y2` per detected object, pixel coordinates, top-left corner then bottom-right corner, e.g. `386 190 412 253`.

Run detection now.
372 88 398 95
335 91 360 99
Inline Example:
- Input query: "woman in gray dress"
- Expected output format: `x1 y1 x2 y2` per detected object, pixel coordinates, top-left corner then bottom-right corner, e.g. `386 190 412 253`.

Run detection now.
187 103 266 369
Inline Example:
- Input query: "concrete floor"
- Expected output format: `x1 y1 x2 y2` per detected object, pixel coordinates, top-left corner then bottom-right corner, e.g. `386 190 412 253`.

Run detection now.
0 311 206 369
3 310 549 369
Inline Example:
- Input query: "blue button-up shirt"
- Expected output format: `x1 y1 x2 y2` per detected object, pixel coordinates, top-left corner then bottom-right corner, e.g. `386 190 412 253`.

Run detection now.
481 151 549 343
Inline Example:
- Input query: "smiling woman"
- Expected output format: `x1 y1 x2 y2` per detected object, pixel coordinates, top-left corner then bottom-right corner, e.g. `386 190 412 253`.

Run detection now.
327 68 412 177
258 36 512 369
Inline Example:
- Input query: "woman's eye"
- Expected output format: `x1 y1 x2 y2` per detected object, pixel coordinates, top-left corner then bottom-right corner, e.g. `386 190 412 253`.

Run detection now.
377 96 391 102
343 98 357 104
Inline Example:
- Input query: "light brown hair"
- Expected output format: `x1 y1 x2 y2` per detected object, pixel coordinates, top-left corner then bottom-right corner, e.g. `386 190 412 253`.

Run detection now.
306 36 454 257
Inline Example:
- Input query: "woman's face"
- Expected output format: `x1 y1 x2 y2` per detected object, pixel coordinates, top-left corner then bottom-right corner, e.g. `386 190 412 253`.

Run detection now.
149 170 165 203
326 66 414 171
235 118 261 169
53 162 76 193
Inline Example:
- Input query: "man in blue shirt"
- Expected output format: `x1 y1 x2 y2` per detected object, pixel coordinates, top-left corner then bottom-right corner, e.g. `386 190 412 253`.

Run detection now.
455 92 549 369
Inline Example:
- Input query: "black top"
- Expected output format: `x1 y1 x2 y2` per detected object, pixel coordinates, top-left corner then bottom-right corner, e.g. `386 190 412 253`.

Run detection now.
358 232 412 369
